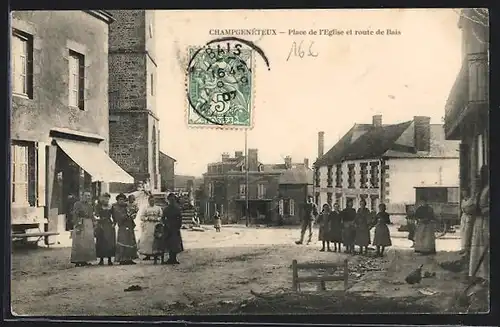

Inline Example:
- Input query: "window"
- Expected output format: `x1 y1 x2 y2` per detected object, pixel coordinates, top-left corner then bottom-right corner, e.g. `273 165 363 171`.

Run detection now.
477 133 484 173
335 193 342 207
335 164 342 187
327 165 333 187
289 199 295 216
68 50 85 109
360 163 368 189
315 192 320 207
239 184 246 197
369 162 380 188
347 164 355 189
11 30 33 97
257 184 266 199
150 73 154 96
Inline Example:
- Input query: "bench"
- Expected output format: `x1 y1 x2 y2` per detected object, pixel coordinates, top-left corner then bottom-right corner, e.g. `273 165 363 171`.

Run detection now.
12 231 60 247
292 259 349 292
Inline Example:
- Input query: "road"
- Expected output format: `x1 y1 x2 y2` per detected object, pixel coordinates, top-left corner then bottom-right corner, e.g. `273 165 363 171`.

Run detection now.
11 225 473 316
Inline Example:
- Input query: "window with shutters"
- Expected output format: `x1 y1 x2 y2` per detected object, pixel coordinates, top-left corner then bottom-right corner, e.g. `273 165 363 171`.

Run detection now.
207 182 214 197
314 168 320 187
68 50 85 110
327 165 333 187
278 199 284 215
335 164 342 187
11 30 33 98
369 162 380 188
347 164 355 189
11 142 37 207
360 162 368 188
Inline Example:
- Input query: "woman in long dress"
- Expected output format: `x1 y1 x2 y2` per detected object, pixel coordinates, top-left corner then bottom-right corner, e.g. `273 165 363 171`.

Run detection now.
113 193 139 265
354 199 371 255
70 191 97 267
469 165 489 285
317 203 332 252
372 203 392 257
460 188 476 255
329 203 343 252
95 193 116 265
138 195 164 264
413 196 437 255
162 193 184 264
341 199 356 254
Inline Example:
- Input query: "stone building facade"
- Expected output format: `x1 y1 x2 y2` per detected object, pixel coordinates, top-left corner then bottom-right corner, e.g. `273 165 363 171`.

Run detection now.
10 11 132 236
314 115 460 218
108 10 161 191
159 151 176 192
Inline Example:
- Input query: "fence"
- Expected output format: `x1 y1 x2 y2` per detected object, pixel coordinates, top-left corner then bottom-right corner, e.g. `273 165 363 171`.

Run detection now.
292 259 349 291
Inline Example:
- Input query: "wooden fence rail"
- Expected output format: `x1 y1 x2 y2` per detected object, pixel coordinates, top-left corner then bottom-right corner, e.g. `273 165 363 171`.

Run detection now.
292 259 349 291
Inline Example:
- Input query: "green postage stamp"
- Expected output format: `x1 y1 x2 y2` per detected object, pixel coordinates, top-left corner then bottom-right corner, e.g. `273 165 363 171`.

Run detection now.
187 43 254 128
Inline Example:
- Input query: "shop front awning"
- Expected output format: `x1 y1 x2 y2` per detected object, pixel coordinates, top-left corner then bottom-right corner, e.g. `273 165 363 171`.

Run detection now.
54 138 134 184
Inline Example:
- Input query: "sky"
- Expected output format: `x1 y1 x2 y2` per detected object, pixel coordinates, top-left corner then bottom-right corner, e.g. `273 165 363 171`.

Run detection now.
155 9 462 176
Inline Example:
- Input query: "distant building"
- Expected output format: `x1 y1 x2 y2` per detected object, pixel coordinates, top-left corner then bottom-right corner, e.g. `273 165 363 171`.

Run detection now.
278 166 314 224
202 150 311 224
159 151 176 192
10 11 132 235
314 115 460 216
174 175 203 192
108 10 161 192
444 9 489 196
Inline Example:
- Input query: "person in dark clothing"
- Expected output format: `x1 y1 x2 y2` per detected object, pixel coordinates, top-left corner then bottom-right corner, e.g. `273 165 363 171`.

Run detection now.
95 193 116 265
295 195 318 245
161 193 184 265
372 203 392 257
329 203 343 252
341 199 356 254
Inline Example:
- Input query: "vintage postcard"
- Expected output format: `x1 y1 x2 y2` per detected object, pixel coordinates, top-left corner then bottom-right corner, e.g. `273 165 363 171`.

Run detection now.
9 8 489 316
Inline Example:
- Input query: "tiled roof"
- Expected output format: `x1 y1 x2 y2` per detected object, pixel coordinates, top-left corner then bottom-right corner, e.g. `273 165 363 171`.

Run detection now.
314 120 458 167
279 167 314 185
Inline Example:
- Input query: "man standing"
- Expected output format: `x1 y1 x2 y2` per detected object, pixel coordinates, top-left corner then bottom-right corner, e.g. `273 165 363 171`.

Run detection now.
296 195 318 245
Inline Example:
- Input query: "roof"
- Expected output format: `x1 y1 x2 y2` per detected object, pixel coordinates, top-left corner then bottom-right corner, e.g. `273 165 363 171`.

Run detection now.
84 10 115 24
279 167 314 185
159 151 176 162
315 121 459 167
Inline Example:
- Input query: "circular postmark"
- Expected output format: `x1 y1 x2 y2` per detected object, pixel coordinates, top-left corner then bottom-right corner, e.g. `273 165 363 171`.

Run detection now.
187 37 270 127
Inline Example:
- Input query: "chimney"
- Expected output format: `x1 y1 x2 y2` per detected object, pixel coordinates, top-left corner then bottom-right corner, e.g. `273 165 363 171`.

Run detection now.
304 158 309 168
235 151 243 158
372 115 382 127
221 152 230 161
248 148 258 171
413 116 431 152
318 131 325 158
284 156 292 169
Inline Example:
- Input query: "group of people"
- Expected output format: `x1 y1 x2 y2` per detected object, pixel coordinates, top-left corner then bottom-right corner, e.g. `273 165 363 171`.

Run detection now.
69 191 184 267
296 196 392 257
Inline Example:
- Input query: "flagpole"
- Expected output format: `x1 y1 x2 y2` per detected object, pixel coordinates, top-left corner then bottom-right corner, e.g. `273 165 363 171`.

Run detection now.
245 128 249 227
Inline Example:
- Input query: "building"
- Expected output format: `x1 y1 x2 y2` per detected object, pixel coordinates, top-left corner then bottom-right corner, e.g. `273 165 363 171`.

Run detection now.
313 115 460 217
174 175 203 192
278 166 314 224
159 151 176 192
108 10 161 192
444 9 489 196
202 150 282 223
10 11 133 235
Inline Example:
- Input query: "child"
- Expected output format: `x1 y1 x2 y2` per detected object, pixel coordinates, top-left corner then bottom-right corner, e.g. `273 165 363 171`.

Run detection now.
214 211 222 232
317 204 332 252
152 222 165 265
372 204 392 257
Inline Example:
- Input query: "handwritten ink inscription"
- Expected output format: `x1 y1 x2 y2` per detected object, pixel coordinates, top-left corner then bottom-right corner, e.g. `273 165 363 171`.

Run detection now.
286 40 318 61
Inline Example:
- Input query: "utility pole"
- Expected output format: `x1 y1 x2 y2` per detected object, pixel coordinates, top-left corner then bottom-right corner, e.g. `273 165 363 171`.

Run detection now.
245 128 249 227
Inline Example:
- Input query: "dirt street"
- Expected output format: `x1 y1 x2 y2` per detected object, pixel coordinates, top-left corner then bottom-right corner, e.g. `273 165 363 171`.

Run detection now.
10 225 482 316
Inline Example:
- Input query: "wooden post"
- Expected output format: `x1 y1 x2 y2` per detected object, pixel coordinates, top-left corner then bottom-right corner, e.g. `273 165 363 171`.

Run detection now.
292 259 298 291
343 259 349 291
